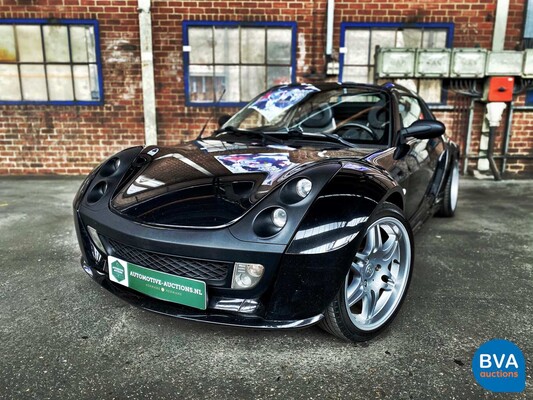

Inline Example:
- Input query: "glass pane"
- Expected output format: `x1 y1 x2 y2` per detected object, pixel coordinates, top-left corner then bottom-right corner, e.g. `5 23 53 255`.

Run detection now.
214 27 239 64
344 30 370 65
188 64 214 102
240 66 265 101
20 64 47 100
267 28 291 64
241 28 265 64
418 79 442 103
89 64 100 100
0 25 17 62
73 65 92 101
370 30 396 65
189 27 213 64
0 64 21 100
342 66 370 84
43 25 70 62
400 29 422 48
16 25 43 62
422 30 448 48
47 65 74 100
71 26 89 62
267 66 291 87
215 65 239 102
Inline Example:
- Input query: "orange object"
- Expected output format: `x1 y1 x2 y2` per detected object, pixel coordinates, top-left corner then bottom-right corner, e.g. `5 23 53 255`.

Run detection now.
488 77 514 102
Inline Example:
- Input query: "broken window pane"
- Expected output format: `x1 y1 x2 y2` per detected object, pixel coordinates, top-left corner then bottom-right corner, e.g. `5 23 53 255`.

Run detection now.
241 28 265 64
20 64 47 100
16 25 44 62
0 65 21 100
44 25 70 62
0 25 17 62
47 65 74 101
267 28 291 64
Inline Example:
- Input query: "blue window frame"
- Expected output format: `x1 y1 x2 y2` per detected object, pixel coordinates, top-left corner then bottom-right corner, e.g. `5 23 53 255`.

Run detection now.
339 22 454 104
183 21 297 107
0 19 103 106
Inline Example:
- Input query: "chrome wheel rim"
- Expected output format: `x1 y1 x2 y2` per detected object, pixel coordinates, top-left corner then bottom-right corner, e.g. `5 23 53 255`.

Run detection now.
450 162 459 211
345 216 411 331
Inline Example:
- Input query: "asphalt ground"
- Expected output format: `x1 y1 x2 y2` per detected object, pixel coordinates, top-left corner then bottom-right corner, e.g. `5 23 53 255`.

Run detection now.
0 177 531 400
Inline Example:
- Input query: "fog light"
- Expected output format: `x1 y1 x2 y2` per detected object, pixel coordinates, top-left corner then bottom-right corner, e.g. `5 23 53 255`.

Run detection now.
87 226 106 255
271 208 287 229
231 262 264 289
295 178 312 198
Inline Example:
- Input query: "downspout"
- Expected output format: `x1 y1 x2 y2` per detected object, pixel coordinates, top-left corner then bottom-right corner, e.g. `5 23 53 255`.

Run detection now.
492 0 510 51
325 0 334 58
138 0 158 146
478 0 510 171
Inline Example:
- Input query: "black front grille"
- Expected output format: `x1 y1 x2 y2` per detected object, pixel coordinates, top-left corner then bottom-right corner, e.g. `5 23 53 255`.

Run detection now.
107 238 231 282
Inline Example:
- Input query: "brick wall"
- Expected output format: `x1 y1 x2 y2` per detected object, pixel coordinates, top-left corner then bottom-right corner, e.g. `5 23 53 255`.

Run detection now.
0 0 531 176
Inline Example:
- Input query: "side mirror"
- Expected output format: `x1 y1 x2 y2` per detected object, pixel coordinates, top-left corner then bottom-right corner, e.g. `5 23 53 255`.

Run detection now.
217 114 232 128
399 120 445 140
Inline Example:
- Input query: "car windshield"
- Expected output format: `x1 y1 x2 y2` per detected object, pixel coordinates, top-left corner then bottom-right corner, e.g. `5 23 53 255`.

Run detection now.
221 84 390 145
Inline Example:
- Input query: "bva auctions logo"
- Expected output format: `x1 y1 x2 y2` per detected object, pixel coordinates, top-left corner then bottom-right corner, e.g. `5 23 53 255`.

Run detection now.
472 339 526 392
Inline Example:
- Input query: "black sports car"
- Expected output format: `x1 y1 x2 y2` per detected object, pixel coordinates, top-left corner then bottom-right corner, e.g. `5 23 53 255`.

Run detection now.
73 82 460 342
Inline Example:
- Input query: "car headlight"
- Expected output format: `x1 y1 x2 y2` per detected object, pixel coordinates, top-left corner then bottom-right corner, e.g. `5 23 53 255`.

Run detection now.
271 208 287 228
295 178 312 198
231 262 265 289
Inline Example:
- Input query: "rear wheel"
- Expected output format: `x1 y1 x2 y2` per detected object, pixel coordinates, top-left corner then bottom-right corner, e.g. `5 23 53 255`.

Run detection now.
320 204 414 342
438 159 459 217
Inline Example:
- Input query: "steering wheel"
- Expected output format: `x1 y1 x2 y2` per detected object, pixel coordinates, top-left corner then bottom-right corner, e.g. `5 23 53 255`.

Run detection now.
335 122 379 141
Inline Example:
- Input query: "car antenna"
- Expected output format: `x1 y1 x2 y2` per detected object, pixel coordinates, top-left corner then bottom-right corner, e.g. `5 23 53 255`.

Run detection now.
197 87 226 140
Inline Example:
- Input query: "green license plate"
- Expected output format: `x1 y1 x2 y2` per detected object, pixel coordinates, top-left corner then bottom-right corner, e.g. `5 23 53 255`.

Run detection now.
108 256 207 310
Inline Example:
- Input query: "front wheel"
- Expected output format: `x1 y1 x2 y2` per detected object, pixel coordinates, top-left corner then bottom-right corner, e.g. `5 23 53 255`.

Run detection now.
438 158 459 217
320 203 414 342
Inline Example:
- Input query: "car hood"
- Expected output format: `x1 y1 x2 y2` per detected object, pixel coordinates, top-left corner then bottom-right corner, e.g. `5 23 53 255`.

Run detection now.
111 139 376 228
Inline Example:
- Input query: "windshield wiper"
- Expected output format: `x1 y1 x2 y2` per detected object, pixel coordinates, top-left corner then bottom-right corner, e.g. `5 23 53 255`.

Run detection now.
280 126 356 148
318 131 357 148
214 126 285 145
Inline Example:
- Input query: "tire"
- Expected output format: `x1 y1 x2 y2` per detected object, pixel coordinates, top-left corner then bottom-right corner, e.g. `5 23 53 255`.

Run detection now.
437 158 459 217
319 203 414 342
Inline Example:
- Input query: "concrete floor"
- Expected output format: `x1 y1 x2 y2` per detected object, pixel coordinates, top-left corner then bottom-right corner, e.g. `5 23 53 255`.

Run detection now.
0 178 531 400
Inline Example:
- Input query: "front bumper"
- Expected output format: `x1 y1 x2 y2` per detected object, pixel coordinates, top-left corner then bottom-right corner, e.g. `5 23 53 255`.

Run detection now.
81 259 323 329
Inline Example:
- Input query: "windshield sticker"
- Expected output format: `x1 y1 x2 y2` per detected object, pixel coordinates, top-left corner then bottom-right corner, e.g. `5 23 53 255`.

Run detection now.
250 86 319 122
215 153 295 185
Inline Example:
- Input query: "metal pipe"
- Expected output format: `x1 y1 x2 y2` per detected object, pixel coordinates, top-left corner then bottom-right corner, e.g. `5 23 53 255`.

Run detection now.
487 127 502 180
463 98 476 174
492 0 510 51
466 155 533 160
325 0 334 56
501 101 514 173
138 0 158 146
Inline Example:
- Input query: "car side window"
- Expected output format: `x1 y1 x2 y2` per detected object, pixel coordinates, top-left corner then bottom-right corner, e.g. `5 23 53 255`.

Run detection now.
398 96 424 129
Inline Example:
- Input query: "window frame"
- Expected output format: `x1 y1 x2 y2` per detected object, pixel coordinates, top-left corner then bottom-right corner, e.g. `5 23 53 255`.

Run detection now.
182 20 298 107
0 18 104 106
339 22 454 105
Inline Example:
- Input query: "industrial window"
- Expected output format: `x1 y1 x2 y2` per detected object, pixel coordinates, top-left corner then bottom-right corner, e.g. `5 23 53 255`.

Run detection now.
183 21 297 106
0 19 103 105
340 23 454 104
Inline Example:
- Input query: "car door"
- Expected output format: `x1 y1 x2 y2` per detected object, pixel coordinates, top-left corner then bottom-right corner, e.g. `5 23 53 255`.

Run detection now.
397 94 441 222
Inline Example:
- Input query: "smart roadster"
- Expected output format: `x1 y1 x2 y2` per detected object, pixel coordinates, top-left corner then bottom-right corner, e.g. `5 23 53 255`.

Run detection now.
73 82 460 342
